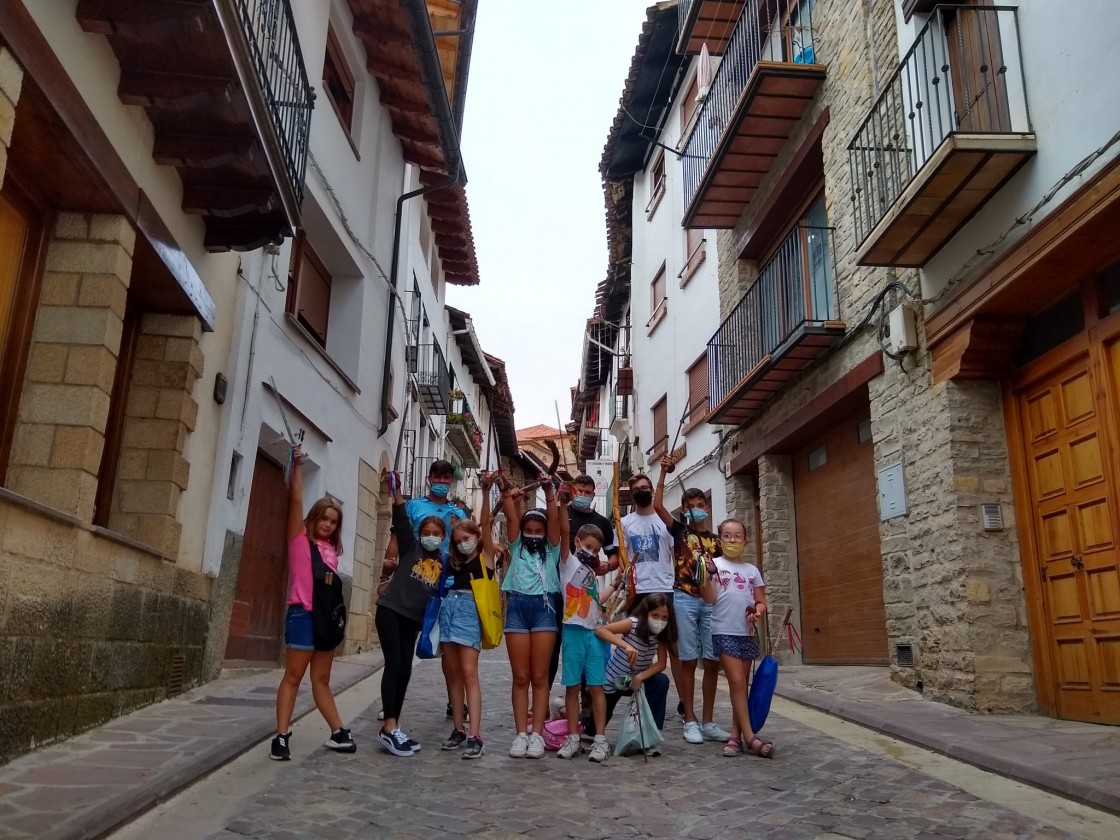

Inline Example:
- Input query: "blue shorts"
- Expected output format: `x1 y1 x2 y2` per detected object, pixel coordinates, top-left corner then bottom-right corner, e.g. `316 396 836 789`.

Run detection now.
712 633 760 661
439 589 481 650
674 591 716 662
561 624 606 687
284 604 314 651
504 592 558 634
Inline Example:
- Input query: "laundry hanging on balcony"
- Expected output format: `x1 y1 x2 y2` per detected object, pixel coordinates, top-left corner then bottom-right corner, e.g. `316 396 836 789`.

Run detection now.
697 43 713 99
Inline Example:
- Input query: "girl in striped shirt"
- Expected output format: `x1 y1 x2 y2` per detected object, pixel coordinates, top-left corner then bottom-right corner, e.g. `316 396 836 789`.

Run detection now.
594 593 671 755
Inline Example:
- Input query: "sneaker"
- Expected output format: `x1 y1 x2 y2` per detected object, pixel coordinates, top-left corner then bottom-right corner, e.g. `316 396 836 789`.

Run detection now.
269 732 291 761
589 737 610 763
446 702 453 718
701 722 732 742
401 731 421 753
377 728 413 757
644 745 662 757
557 734 583 759
442 729 467 750
445 702 469 721
676 701 685 722
377 708 385 721
683 721 703 744
325 728 356 753
526 732 546 759
462 736 485 759
508 732 530 758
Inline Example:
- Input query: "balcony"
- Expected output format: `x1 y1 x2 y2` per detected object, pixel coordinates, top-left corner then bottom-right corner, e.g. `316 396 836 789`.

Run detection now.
409 342 451 415
677 0 748 56
848 5 1035 267
579 404 601 461
707 226 844 425
77 0 314 251
682 0 826 230
446 392 483 469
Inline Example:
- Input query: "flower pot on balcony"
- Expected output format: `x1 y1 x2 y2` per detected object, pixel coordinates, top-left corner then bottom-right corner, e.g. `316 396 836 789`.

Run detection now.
616 367 634 396
446 419 481 469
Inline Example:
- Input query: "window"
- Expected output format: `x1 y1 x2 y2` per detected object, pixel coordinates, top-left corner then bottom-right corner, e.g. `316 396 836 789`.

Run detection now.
645 152 666 219
323 26 356 133
686 352 709 427
287 234 332 347
648 263 667 333
651 396 668 458
94 307 140 526
681 226 706 286
680 72 701 144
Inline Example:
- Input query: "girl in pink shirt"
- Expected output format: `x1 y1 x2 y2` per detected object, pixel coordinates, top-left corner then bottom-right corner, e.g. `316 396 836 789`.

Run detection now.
271 446 355 760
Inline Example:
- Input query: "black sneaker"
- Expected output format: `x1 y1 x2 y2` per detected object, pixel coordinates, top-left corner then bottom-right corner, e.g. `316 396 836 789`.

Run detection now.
441 729 467 750
445 702 469 721
378 727 413 757
325 728 356 753
270 732 291 761
462 736 484 759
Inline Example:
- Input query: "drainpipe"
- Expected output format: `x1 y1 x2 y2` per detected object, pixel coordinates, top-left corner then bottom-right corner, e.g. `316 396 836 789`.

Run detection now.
378 0 465 437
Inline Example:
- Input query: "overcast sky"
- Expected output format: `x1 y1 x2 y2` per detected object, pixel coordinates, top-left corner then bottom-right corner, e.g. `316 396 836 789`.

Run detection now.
446 0 654 430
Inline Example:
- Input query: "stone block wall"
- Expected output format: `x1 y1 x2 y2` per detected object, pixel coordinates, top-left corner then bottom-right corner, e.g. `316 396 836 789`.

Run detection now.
0 47 21 188
345 459 384 655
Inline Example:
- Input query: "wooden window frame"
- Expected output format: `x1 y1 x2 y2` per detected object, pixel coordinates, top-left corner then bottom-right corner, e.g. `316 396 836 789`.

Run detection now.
647 263 668 334
650 395 669 459
684 350 710 433
94 306 141 528
645 152 667 219
286 233 332 348
0 177 49 484
680 226 706 287
323 25 357 137
679 72 701 147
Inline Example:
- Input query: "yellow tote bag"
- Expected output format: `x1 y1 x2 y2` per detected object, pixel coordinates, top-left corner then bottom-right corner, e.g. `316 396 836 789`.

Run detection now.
471 556 503 650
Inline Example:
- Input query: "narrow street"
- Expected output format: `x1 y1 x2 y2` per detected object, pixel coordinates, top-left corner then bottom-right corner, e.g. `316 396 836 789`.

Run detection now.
109 653 1120 840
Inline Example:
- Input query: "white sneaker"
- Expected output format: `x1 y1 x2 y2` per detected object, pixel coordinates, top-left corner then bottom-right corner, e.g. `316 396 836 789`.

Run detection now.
588 737 610 763
526 732 546 759
701 722 731 741
683 721 703 744
557 734 583 759
508 732 530 758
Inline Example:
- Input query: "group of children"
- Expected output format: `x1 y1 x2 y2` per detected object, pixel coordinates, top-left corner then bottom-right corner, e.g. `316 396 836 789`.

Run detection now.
271 451 775 764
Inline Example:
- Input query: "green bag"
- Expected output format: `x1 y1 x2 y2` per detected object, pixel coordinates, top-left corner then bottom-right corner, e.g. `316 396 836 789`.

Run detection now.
614 686 664 757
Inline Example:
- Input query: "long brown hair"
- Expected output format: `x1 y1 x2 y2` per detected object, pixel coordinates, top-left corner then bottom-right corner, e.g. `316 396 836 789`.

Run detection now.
304 497 344 556
631 592 673 645
449 518 483 570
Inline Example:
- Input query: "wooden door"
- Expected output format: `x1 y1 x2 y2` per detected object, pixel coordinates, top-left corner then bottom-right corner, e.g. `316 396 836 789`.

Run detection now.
1015 353 1120 723
794 408 889 664
225 453 289 662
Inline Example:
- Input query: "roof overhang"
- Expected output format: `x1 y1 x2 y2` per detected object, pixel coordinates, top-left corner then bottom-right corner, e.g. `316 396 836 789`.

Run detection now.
447 306 494 387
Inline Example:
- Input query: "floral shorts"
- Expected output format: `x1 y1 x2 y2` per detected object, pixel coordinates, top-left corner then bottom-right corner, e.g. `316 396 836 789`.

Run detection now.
712 633 760 661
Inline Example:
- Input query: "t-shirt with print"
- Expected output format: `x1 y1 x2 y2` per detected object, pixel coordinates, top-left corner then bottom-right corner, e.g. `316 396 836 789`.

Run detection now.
404 496 468 549
500 536 561 595
287 528 339 611
620 512 675 594
378 503 443 622
669 519 721 598
603 616 661 693
559 554 603 630
710 558 765 636
444 555 486 591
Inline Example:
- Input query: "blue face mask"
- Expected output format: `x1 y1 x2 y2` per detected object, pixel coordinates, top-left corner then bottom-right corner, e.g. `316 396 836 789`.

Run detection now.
572 496 592 511
685 509 709 523
431 482 450 498
420 535 443 552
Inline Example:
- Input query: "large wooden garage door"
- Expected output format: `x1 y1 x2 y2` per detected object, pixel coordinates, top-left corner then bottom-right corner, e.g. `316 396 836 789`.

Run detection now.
794 408 888 664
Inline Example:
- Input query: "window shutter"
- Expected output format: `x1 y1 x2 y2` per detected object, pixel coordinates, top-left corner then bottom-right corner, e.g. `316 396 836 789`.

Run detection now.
653 398 668 448
296 245 331 345
688 353 709 418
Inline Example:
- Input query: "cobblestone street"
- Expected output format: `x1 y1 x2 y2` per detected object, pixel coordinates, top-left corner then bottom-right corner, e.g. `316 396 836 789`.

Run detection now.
144 649 1098 840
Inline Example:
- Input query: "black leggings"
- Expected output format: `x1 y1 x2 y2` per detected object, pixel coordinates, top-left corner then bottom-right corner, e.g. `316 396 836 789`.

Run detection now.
374 607 421 722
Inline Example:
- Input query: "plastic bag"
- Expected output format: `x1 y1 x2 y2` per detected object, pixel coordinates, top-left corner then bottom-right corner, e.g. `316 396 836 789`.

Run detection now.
614 687 664 757
416 594 442 659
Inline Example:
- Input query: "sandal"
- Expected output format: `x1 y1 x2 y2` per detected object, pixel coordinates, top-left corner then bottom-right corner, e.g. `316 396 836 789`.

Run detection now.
722 737 742 757
744 735 774 759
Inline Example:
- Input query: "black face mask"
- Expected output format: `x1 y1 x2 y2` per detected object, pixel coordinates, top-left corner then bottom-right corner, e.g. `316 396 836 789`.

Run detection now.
522 536 546 554
576 548 598 569
633 489 653 507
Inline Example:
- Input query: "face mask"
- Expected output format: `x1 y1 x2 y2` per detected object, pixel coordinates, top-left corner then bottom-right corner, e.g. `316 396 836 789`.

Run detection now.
430 482 450 498
685 509 709 523
457 538 478 555
576 548 598 569
632 489 653 507
722 541 745 560
522 536 545 553
572 496 592 511
420 535 442 552
648 618 668 635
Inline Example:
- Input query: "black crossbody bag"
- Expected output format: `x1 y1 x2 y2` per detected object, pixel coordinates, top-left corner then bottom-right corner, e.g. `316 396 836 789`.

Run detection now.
310 539 347 651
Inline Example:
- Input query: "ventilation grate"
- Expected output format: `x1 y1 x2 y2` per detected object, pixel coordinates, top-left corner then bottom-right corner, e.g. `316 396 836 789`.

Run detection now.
167 653 187 697
895 643 915 667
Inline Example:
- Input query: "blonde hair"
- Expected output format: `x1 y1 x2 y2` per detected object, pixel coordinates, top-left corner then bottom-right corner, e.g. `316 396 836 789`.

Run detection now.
305 497 344 555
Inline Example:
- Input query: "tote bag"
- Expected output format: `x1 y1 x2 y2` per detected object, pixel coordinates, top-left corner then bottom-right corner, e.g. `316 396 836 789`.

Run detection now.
614 687 663 757
416 592 442 659
470 557 503 650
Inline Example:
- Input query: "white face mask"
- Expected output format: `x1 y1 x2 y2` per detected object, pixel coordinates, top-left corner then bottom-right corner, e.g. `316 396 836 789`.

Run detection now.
457 539 478 555
648 618 668 635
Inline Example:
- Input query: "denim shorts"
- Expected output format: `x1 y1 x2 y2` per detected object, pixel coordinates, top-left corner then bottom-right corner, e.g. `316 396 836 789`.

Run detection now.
674 591 716 662
712 633 760 661
284 604 314 651
504 591 558 634
561 624 606 687
439 589 482 650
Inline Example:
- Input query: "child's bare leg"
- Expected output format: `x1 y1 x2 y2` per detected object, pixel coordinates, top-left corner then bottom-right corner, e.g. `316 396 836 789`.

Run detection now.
721 653 750 741
589 685 607 738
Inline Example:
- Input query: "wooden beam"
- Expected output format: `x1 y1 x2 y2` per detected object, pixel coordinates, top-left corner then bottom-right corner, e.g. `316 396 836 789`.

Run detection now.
378 92 430 115
203 220 287 253
76 0 208 38
182 184 276 217
118 68 235 110
153 133 256 168
930 318 1024 384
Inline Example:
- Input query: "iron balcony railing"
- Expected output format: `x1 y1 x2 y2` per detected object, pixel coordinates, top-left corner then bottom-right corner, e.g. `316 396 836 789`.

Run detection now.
231 0 314 205
707 225 837 410
682 0 819 213
847 5 1029 244
410 341 452 414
